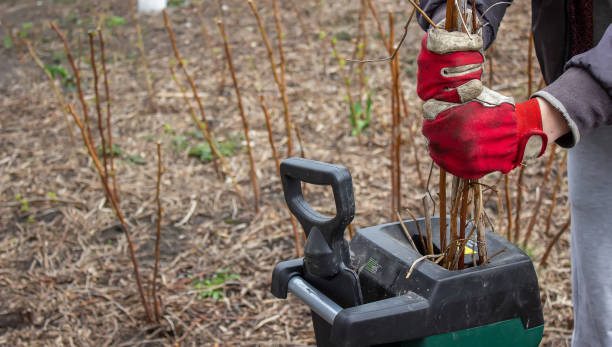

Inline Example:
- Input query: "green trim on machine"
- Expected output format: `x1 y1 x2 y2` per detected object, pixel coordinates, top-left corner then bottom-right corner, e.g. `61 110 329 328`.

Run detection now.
400 319 544 347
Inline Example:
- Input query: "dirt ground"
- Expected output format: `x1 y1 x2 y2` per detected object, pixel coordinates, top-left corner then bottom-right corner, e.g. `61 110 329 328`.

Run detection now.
0 0 572 345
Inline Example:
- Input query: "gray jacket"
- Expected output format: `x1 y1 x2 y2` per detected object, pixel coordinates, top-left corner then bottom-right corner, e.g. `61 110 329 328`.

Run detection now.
417 1 612 148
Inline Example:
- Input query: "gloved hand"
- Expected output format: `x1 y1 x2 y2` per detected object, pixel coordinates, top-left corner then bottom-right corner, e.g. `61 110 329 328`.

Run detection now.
417 27 548 179
417 29 484 104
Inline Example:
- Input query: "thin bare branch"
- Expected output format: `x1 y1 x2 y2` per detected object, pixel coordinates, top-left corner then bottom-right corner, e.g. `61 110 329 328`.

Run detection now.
163 9 222 178
98 30 119 201
88 32 109 190
68 104 152 322
51 22 94 147
152 141 163 322
247 0 294 157
217 19 260 212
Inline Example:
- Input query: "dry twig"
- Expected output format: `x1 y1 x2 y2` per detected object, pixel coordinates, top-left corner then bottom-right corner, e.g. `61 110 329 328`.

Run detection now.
247 0 294 157
163 9 222 178
406 254 442 279
396 211 419 252
152 142 163 322
217 19 260 212
88 32 109 189
51 23 94 147
261 96 302 257
98 30 119 201
68 104 152 322
540 215 571 267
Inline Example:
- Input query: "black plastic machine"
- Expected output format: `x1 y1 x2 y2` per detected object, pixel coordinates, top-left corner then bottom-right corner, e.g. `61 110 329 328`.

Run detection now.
271 158 544 347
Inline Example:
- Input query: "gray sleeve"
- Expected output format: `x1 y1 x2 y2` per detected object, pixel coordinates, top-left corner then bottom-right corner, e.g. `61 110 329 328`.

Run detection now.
416 0 513 49
533 25 612 148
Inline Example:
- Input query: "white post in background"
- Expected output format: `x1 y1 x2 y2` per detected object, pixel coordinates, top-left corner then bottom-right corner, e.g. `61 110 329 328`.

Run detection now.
138 0 167 13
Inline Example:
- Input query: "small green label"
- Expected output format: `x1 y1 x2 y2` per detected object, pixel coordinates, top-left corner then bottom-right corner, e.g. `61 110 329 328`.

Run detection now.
365 257 382 274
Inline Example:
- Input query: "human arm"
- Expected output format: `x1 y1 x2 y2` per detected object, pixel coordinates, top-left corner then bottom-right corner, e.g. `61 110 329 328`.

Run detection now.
538 97 569 144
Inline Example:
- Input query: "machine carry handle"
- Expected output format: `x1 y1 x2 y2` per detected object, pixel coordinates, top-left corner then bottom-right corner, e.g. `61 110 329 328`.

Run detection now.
280 158 355 242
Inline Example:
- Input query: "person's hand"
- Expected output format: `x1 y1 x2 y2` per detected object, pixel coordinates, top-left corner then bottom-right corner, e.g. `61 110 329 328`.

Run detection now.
417 25 547 179
417 27 484 104
421 89 548 179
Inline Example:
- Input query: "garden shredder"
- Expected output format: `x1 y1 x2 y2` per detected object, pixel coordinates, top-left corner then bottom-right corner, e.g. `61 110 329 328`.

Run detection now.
271 158 544 346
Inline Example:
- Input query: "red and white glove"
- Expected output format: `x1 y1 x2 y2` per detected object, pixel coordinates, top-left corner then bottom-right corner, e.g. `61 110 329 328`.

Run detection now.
417 28 547 179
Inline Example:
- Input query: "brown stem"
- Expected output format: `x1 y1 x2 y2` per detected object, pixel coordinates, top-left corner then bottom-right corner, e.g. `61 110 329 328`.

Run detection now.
169 64 247 208
458 182 470 269
217 20 260 212
19 37 76 145
487 43 494 87
439 169 447 253
405 208 426 252
163 9 222 178
273 0 304 158
423 197 433 255
408 0 438 28
399 90 424 187
273 0 287 87
68 104 152 322
396 211 419 252
247 0 293 157
51 23 94 148
294 123 307 160
260 96 281 180
263 93 303 255
471 0 478 33
513 166 525 243
357 0 367 100
483 173 503 206
88 32 109 190
129 0 155 109
261 96 303 257
445 0 460 31
389 12 402 218
367 1 420 137
289 215 303 258
98 30 119 202
474 182 487 264
152 141 163 322
366 0 390 52
527 30 534 98
540 215 571 267
504 174 513 241
446 177 461 268
348 223 355 239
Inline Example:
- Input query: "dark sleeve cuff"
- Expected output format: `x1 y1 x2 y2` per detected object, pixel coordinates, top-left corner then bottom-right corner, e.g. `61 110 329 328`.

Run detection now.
534 67 612 148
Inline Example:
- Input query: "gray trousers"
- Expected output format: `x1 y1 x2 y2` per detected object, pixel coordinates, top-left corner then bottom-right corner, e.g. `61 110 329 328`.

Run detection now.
569 125 612 346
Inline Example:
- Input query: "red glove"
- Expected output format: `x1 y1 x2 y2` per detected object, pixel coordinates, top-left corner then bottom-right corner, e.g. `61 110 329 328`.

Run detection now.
422 94 548 179
417 26 547 179
417 29 484 104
